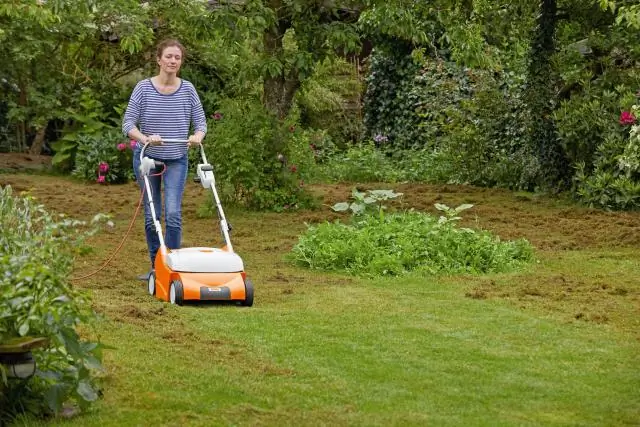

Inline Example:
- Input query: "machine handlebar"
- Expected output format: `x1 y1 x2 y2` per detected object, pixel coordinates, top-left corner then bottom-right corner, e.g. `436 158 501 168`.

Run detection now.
139 138 209 171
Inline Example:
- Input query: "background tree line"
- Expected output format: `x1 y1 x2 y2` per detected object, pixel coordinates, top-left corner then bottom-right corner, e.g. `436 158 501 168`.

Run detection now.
1 0 639 209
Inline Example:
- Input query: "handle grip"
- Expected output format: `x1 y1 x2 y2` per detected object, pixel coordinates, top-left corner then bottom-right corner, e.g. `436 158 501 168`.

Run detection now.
160 139 189 144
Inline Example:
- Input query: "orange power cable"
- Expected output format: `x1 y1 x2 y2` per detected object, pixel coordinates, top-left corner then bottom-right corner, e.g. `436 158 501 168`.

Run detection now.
70 166 166 281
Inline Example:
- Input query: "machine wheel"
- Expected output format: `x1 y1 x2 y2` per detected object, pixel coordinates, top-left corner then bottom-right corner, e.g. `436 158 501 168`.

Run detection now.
241 279 254 307
169 280 184 306
147 271 156 296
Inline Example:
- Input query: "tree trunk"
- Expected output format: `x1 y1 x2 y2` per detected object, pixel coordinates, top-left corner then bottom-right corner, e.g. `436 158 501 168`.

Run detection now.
29 125 47 155
525 0 569 191
17 81 28 152
263 75 300 121
262 0 298 120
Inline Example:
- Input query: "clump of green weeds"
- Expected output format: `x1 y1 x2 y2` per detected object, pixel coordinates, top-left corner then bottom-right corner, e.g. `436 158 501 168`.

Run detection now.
291 190 534 276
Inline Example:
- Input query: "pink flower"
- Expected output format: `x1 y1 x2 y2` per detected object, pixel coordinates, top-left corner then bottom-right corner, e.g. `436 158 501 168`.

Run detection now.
620 111 636 125
97 175 106 183
130 140 137 149
117 143 126 151
290 165 297 173
98 162 109 173
211 112 223 120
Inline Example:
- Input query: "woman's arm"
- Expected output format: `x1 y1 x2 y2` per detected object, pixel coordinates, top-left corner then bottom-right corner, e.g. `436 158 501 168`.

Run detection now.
190 85 207 143
122 82 144 141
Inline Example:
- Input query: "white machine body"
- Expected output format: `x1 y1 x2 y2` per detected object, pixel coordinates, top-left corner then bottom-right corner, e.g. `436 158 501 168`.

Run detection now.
166 247 244 273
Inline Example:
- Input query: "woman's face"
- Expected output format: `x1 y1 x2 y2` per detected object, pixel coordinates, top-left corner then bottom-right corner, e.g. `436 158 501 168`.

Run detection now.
157 46 183 75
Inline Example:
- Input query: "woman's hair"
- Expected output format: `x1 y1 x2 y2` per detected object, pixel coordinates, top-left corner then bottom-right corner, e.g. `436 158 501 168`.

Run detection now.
156 39 186 59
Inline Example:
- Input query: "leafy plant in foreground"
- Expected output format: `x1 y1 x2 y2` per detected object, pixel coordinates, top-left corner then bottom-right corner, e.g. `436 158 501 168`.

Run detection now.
0 186 106 422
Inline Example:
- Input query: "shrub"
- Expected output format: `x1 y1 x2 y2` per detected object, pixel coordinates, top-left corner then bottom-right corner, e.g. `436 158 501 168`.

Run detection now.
317 141 401 183
73 128 135 184
573 105 640 210
0 186 105 422
442 71 539 189
316 142 470 185
363 53 537 189
51 88 127 171
291 196 534 276
204 98 317 211
554 88 626 170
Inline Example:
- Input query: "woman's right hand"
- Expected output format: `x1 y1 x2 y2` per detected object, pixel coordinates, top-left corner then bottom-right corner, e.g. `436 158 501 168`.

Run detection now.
146 134 163 146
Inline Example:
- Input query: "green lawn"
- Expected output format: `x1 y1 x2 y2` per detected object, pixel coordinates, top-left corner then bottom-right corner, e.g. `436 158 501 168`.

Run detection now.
3 174 638 426
48 269 639 426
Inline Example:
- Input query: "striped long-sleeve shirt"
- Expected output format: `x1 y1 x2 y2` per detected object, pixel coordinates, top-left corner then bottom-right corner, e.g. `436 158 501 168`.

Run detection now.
122 78 207 159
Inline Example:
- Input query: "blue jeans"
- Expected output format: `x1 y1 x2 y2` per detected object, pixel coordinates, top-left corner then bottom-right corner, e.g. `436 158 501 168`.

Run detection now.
133 151 188 268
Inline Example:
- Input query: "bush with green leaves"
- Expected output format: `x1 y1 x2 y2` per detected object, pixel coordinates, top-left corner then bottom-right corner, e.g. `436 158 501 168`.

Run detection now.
363 52 537 189
51 88 128 171
0 186 106 422
316 141 477 185
317 141 402 183
204 98 316 211
73 128 135 184
573 105 640 210
554 90 621 171
438 69 538 189
291 191 534 276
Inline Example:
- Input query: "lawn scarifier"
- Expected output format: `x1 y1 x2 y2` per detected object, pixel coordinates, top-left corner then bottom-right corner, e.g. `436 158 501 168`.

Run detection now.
140 139 254 306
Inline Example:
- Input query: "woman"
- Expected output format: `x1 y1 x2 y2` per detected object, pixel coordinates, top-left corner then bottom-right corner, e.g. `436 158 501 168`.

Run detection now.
122 39 207 280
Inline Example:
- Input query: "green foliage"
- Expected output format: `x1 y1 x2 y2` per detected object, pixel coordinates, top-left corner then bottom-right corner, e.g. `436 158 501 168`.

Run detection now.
204 98 316 211
417 62 536 189
317 141 462 185
0 0 154 143
363 54 537 189
573 105 640 210
524 0 570 191
412 59 475 148
359 0 639 201
51 89 123 170
291 202 534 277
297 58 364 144
363 44 422 149
332 189 403 218
574 163 640 211
318 141 400 183
209 0 362 120
73 129 134 184
554 89 622 169
619 105 640 173
0 187 105 421
1 0 219 157
600 0 640 29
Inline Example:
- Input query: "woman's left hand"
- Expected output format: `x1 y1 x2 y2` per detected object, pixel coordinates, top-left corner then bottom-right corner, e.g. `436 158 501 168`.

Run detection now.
187 134 203 148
